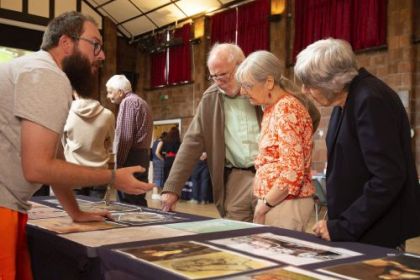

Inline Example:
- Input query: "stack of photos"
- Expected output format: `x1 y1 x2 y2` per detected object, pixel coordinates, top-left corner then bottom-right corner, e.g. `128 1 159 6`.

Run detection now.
210 233 361 266
110 211 184 226
28 216 126 234
318 254 420 280
225 266 338 280
164 218 262 234
28 202 68 220
116 241 277 279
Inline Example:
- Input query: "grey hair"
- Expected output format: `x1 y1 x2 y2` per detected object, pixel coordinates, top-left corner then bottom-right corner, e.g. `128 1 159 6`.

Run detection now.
207 43 245 67
41 11 97 51
294 38 358 93
106 75 132 93
235 50 299 93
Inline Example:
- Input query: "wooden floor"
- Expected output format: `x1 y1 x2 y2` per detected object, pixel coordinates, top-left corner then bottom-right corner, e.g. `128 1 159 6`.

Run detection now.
146 191 420 254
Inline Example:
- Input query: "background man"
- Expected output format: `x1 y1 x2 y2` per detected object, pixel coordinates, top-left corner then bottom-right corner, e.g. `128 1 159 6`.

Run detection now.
106 74 153 206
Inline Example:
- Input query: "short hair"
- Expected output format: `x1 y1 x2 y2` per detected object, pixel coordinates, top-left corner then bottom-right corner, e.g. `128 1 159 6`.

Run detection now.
41 11 97 51
207 43 245 67
236 50 299 94
106 75 132 93
294 38 358 93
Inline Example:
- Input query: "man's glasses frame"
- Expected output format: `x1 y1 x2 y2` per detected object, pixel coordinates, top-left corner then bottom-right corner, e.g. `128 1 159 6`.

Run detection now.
74 36 103 56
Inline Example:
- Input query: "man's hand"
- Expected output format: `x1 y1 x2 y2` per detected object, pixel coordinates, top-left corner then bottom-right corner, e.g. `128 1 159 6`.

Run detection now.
253 199 271 225
114 166 155 194
312 220 331 241
161 192 178 212
70 210 112 222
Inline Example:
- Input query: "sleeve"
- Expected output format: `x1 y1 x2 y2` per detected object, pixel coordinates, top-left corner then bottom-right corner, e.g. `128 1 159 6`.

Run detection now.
115 100 135 167
14 69 72 134
162 100 207 196
328 90 407 241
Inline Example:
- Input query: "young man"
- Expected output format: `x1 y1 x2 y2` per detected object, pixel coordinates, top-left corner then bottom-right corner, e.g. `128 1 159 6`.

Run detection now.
0 12 153 279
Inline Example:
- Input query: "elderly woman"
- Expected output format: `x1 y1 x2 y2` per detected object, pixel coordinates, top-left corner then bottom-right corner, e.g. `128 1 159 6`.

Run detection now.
294 38 420 249
236 50 319 231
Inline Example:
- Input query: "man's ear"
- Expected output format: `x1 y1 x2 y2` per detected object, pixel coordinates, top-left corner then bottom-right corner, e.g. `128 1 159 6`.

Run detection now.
58 35 75 55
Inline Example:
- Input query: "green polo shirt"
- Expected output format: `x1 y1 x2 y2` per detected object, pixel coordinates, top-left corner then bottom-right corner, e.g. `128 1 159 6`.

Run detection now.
223 94 260 168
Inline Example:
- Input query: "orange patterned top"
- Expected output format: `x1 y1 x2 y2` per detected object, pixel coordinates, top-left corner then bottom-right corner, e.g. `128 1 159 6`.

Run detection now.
254 94 315 199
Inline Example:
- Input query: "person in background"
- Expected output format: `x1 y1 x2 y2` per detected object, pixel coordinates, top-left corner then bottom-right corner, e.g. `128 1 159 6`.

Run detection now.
106 74 153 207
160 43 261 221
151 131 168 199
236 50 319 230
156 126 181 185
62 91 115 198
0 11 153 280
190 152 212 204
294 38 420 249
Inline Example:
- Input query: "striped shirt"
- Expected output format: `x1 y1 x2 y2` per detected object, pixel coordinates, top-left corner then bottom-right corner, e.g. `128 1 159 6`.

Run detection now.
114 92 153 167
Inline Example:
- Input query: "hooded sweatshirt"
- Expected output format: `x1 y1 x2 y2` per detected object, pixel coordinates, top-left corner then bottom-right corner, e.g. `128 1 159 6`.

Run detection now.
62 98 115 168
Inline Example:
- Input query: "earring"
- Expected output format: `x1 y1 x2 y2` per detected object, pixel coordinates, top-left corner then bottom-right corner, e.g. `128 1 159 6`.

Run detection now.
268 91 272 99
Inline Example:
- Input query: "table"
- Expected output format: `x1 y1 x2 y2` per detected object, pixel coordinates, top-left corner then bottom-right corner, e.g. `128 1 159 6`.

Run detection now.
27 196 397 280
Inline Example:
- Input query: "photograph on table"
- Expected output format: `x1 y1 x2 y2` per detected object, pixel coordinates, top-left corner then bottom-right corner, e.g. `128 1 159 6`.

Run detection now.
61 225 195 247
210 233 361 266
28 202 68 220
116 241 276 279
78 201 140 213
164 218 262 234
224 266 338 280
28 216 126 234
318 254 420 280
110 211 185 226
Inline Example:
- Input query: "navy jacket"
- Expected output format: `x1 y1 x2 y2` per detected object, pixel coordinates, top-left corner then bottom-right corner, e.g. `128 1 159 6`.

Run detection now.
326 68 420 248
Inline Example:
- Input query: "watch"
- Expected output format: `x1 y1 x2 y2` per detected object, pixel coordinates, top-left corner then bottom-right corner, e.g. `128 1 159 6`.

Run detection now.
262 197 275 208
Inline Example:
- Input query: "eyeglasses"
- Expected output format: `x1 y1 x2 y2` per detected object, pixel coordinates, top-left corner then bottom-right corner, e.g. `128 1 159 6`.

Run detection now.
208 71 231 81
75 37 103 56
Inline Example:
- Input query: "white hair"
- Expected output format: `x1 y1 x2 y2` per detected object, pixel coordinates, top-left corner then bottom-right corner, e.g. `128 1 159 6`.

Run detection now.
236 50 299 93
106 75 132 93
207 43 245 67
294 38 358 93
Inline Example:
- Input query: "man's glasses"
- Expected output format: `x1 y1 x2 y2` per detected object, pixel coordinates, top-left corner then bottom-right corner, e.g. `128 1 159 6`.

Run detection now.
208 71 232 81
75 37 103 56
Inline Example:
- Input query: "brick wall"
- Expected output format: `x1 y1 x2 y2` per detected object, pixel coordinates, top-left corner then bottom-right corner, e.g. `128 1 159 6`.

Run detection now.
109 0 419 172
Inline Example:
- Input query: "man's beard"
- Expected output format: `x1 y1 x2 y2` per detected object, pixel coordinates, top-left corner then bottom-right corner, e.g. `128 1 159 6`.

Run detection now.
62 50 96 98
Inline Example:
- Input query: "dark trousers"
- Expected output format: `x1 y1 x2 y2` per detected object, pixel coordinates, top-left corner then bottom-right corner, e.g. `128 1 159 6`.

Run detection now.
191 161 212 202
118 148 149 207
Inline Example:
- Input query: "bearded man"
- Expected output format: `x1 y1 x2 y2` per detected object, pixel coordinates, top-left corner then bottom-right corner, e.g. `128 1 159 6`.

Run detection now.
0 11 153 279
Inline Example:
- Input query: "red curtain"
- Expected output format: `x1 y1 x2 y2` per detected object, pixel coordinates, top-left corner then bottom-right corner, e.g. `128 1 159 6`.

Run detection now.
210 8 237 45
293 0 387 60
150 33 167 88
237 0 270 56
150 50 167 88
168 24 192 85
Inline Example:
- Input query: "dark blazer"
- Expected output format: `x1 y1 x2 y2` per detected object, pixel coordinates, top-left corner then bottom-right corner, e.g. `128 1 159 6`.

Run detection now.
325 68 420 248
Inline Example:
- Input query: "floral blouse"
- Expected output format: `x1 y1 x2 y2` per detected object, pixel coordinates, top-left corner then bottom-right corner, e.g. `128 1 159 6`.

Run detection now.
254 94 315 199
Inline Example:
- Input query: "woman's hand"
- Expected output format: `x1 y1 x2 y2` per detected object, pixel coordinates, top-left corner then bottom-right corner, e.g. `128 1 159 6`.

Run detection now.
253 199 271 224
312 220 331 241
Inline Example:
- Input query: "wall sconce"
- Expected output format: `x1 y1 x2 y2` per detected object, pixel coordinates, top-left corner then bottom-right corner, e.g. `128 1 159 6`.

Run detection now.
269 0 286 21
190 18 205 44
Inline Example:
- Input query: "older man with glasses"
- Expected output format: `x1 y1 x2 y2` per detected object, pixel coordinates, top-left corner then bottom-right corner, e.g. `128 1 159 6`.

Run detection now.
160 43 261 221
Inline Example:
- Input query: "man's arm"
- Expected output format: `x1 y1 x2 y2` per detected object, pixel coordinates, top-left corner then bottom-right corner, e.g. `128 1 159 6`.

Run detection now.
161 113 205 211
21 120 154 193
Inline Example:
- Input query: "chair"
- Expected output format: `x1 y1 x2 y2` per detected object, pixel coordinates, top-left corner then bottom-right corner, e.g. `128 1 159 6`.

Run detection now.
312 178 327 223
